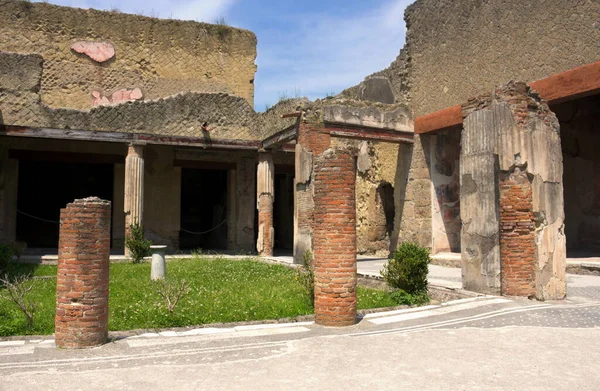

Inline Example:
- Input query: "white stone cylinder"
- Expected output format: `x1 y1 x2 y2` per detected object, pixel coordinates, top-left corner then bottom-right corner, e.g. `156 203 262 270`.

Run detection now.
150 245 167 280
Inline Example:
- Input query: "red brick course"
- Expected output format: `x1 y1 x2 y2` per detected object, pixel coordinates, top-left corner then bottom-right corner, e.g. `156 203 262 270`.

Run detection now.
55 197 111 348
500 169 536 297
313 147 357 326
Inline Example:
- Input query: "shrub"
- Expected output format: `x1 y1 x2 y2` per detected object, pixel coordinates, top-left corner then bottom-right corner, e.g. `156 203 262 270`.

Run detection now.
390 289 430 306
153 278 190 314
0 244 13 272
295 250 314 306
0 273 39 329
125 223 152 264
382 242 430 299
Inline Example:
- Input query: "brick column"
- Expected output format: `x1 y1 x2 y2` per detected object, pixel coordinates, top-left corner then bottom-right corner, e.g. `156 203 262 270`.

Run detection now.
500 167 536 297
55 197 111 349
313 147 357 326
124 143 144 255
297 121 357 326
257 152 274 256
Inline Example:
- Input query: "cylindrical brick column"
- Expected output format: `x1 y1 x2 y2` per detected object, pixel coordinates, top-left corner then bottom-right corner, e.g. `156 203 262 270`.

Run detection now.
124 143 144 248
257 152 274 256
55 197 111 349
313 148 357 326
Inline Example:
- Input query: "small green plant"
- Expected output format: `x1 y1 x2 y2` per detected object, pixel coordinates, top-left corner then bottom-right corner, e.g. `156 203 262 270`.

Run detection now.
0 273 39 329
125 223 152 264
0 244 13 272
153 278 190 313
8 242 27 262
382 242 431 306
295 250 314 306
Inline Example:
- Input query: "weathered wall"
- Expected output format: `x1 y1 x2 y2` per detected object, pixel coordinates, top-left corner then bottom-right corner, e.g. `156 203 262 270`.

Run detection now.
0 0 257 109
405 0 600 117
430 129 460 253
555 95 600 251
0 51 260 140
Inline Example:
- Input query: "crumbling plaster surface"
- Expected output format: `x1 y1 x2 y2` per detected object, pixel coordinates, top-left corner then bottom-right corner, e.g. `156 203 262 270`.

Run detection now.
430 130 460 253
461 82 566 300
0 0 257 109
0 51 260 140
405 0 600 117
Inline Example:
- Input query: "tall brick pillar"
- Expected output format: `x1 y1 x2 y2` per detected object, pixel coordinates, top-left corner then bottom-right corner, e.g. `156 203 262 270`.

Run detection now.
257 152 274 256
124 143 144 255
297 122 357 326
461 81 566 300
313 147 357 326
55 197 111 348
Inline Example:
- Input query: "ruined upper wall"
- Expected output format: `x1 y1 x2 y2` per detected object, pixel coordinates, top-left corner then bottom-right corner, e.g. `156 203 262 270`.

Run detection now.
406 0 600 117
0 0 257 109
0 51 259 140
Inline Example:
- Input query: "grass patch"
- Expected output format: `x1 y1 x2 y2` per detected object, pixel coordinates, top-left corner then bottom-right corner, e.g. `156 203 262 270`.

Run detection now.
0 258 399 336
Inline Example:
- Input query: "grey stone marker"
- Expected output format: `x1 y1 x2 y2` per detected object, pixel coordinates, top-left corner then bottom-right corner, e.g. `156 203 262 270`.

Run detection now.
150 245 167 280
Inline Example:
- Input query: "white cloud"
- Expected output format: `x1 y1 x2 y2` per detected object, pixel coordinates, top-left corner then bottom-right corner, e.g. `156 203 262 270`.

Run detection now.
171 0 237 22
255 0 414 110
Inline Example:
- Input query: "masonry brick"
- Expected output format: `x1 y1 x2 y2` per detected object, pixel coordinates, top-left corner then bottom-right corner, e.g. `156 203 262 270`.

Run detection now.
55 197 111 349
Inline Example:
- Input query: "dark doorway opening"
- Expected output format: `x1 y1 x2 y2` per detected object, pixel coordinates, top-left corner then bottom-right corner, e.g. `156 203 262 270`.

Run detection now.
179 168 228 250
553 93 600 257
16 160 114 248
273 171 294 252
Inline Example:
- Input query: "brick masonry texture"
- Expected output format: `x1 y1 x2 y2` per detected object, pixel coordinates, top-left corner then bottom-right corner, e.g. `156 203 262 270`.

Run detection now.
55 197 111 349
0 0 257 110
311 133 357 326
500 169 536 297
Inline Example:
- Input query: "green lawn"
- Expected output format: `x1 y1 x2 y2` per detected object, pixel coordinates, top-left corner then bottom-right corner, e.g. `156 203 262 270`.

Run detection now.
0 258 399 336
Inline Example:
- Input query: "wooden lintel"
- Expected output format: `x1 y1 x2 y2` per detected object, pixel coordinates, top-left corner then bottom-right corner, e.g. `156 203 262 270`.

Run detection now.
261 125 298 149
414 105 462 135
529 60 600 105
414 60 600 135
326 125 414 144
1 126 261 150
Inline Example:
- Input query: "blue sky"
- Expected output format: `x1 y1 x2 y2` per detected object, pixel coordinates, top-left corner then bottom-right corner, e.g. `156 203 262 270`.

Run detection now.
32 0 413 111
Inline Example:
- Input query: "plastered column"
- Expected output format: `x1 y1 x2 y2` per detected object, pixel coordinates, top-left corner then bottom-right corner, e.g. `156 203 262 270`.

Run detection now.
461 81 566 300
124 143 144 254
55 197 111 348
257 152 274 256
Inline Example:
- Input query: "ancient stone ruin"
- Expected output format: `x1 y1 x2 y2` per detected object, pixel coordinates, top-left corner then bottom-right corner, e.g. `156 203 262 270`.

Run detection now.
1 0 599 327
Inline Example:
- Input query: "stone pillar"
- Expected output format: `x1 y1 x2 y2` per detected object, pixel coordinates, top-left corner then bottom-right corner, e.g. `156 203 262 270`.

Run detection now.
294 142 314 264
461 81 566 300
256 152 275 256
55 197 111 349
124 143 144 254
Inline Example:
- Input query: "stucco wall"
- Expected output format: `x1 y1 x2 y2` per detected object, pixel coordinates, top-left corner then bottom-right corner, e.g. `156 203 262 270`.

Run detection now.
0 0 257 109
406 0 600 116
